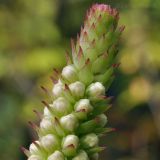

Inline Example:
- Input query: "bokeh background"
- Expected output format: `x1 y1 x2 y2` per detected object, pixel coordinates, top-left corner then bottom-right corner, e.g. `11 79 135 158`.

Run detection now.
0 0 160 160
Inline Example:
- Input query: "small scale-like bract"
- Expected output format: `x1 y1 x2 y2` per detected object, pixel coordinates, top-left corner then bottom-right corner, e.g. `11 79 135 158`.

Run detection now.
25 3 124 160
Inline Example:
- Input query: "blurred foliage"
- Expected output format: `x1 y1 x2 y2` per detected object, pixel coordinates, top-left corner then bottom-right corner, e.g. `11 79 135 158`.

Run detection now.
0 0 160 160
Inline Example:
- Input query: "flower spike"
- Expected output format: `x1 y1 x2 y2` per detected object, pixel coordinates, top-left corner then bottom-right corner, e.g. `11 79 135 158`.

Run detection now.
26 3 124 160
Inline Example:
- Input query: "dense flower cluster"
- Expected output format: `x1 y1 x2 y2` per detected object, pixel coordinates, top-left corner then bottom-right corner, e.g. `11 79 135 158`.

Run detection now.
23 4 124 160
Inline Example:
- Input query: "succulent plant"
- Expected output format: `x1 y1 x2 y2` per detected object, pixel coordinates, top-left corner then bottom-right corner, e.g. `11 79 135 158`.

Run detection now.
22 3 124 160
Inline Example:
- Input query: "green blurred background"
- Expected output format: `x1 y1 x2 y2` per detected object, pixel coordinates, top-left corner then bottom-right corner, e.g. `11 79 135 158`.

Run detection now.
0 0 160 159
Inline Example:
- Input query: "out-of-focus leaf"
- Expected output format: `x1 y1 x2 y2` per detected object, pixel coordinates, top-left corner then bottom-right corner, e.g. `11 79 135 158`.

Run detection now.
18 48 65 75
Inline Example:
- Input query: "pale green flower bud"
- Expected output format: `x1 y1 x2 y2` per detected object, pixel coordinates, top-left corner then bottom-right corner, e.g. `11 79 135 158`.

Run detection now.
87 82 105 98
75 99 93 113
48 151 64 160
40 117 53 132
62 135 79 156
74 99 93 120
29 141 41 155
43 107 53 118
62 65 77 82
51 97 70 117
41 134 59 152
60 114 78 133
69 81 85 98
72 150 89 160
81 133 99 148
52 80 64 97
97 114 108 127
28 155 43 160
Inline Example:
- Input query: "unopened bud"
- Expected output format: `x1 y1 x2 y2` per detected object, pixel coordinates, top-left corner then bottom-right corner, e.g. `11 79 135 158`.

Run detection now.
43 107 53 118
60 114 78 132
41 134 59 152
72 150 89 160
28 155 42 160
48 151 64 160
40 117 53 132
52 80 64 97
74 99 93 120
29 141 41 155
62 135 79 156
97 114 107 127
62 65 77 82
87 82 105 98
51 97 70 117
81 133 99 148
75 99 93 113
69 81 85 98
